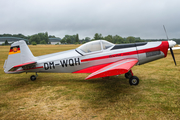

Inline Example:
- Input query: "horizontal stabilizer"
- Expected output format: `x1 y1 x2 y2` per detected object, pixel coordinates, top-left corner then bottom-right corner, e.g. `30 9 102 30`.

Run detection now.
9 61 36 72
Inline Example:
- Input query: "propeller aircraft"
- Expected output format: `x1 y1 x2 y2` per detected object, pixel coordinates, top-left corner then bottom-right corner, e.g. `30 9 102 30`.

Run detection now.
3 38 177 85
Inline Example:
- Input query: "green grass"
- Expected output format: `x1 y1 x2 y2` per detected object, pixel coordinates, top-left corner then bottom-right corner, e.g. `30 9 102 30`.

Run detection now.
0 45 180 119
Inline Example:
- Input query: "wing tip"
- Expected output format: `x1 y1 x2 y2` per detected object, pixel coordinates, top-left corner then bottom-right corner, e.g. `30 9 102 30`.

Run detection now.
85 77 90 80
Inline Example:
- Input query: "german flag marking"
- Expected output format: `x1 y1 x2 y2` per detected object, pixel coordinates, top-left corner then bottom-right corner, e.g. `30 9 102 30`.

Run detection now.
9 46 21 55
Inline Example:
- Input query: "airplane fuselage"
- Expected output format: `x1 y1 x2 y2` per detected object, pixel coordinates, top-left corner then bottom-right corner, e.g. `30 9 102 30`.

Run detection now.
24 41 168 74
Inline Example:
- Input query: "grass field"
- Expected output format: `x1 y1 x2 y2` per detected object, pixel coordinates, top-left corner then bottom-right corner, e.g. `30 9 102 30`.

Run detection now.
0 44 180 120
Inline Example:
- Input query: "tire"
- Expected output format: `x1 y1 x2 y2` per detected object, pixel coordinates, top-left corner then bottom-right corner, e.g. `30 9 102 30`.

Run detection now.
129 76 139 85
125 71 132 79
30 75 36 81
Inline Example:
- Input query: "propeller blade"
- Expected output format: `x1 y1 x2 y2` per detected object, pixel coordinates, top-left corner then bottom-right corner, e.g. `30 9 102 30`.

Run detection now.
170 47 177 66
163 25 169 40
163 25 177 66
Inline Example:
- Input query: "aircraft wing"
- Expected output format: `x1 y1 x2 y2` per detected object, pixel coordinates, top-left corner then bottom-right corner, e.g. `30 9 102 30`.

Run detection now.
85 58 138 80
8 61 37 72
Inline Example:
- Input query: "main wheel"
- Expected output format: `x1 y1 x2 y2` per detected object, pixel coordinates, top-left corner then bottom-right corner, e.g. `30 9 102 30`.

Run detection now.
129 76 139 85
30 75 36 81
125 71 132 79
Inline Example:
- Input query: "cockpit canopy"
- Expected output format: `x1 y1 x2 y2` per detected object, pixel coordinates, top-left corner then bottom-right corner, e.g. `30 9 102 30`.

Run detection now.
76 40 114 54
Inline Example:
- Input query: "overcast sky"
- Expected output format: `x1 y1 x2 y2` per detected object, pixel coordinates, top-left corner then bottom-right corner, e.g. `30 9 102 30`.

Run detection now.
0 0 180 39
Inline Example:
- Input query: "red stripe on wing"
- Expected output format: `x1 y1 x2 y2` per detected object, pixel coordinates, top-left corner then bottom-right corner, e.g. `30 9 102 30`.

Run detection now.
85 58 138 80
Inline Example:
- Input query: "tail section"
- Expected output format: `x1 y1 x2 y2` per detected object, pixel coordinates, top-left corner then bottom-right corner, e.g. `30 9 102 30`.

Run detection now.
4 40 36 73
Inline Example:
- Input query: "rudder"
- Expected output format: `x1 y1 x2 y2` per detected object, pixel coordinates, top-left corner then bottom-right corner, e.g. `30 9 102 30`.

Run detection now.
4 40 36 73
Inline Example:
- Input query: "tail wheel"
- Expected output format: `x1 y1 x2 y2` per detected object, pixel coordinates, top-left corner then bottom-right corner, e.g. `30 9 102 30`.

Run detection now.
129 76 139 85
30 75 36 81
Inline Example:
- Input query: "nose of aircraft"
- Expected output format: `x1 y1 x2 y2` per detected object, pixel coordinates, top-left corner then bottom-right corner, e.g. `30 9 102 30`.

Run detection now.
168 40 176 48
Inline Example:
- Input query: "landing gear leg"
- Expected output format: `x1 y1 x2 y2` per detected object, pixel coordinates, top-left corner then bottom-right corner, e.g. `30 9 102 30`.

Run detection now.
30 72 38 81
125 70 139 85
125 70 133 79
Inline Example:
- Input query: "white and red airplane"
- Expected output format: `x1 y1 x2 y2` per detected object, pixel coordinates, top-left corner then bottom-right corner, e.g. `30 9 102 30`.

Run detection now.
3 38 177 85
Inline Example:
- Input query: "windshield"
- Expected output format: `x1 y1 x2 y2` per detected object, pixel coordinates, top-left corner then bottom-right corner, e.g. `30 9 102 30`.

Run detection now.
102 40 114 50
77 40 114 54
79 41 101 53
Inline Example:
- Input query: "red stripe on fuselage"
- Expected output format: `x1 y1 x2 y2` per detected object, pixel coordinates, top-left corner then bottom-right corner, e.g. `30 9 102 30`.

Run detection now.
81 41 169 62
13 61 36 68
26 66 44 70
8 66 43 73
81 51 137 62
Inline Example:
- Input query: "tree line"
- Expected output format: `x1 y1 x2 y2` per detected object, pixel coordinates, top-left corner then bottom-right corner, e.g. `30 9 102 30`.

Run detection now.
0 33 28 39
0 32 51 45
0 32 145 45
1 32 180 45
60 33 145 44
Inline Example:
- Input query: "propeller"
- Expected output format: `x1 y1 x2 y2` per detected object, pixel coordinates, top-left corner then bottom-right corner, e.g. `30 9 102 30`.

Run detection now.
169 47 177 65
163 25 177 66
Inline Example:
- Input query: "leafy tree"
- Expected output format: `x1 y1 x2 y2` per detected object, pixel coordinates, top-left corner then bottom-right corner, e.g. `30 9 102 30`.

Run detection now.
44 32 49 44
38 32 49 44
71 35 76 44
31 41 37 45
62 35 77 44
60 38 66 44
5 40 8 45
134 37 145 42
66 37 71 44
113 35 124 44
30 34 41 44
82 41 86 44
40 40 46 44
13 34 27 39
104 35 113 43
126 36 135 43
2 34 12 37
85 37 91 42
94 33 103 40
75 34 79 43
29 32 49 44
49 35 56 38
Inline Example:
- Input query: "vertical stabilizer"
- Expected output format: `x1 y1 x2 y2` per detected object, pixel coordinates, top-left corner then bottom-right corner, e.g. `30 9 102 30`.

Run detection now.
4 40 36 73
